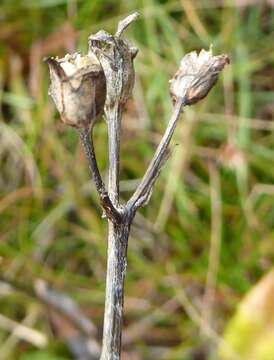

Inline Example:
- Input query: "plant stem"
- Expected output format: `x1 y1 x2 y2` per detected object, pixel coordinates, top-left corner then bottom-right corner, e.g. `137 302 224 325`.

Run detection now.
100 219 131 360
100 100 185 360
101 99 126 360
127 98 184 210
106 103 122 206
79 127 121 223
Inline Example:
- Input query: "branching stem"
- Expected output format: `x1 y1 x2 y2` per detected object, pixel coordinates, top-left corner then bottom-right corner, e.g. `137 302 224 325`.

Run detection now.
45 10 228 360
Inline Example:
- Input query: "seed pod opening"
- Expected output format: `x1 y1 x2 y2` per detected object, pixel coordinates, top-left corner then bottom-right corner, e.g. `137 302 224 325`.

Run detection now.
170 46 229 106
46 53 106 128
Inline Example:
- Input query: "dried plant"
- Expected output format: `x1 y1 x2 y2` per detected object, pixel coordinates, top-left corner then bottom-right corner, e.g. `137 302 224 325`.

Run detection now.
46 12 229 360
46 53 105 128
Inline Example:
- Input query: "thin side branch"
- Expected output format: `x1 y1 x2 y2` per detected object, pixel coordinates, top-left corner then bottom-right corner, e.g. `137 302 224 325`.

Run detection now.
127 98 184 211
79 127 121 223
116 12 140 38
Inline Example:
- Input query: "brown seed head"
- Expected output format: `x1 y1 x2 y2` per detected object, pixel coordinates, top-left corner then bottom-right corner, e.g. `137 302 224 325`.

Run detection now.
170 46 229 106
46 52 106 128
88 31 137 108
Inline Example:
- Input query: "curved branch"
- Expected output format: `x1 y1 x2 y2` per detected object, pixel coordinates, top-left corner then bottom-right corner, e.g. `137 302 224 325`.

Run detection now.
126 98 184 212
116 12 140 38
79 127 121 223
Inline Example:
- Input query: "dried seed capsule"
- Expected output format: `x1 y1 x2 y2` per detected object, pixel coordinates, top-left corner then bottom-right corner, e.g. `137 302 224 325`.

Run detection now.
88 31 136 108
170 46 229 106
46 53 106 128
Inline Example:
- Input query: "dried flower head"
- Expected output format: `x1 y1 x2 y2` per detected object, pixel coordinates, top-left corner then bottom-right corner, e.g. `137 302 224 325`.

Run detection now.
170 46 229 106
46 53 106 128
88 31 137 108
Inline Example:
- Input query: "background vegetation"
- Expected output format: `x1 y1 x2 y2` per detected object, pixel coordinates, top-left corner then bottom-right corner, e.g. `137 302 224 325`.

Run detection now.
1 0 274 359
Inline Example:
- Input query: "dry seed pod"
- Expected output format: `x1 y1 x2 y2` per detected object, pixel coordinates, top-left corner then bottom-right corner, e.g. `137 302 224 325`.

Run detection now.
88 31 137 108
170 46 229 106
46 53 106 128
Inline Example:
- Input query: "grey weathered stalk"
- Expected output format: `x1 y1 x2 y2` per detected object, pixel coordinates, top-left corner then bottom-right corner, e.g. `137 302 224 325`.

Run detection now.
101 101 125 360
88 14 139 360
105 104 122 206
100 219 131 360
116 12 140 38
79 127 121 223
127 98 184 210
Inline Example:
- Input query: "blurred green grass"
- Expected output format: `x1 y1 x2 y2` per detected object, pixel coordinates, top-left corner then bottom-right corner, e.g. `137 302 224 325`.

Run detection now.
1 0 274 359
